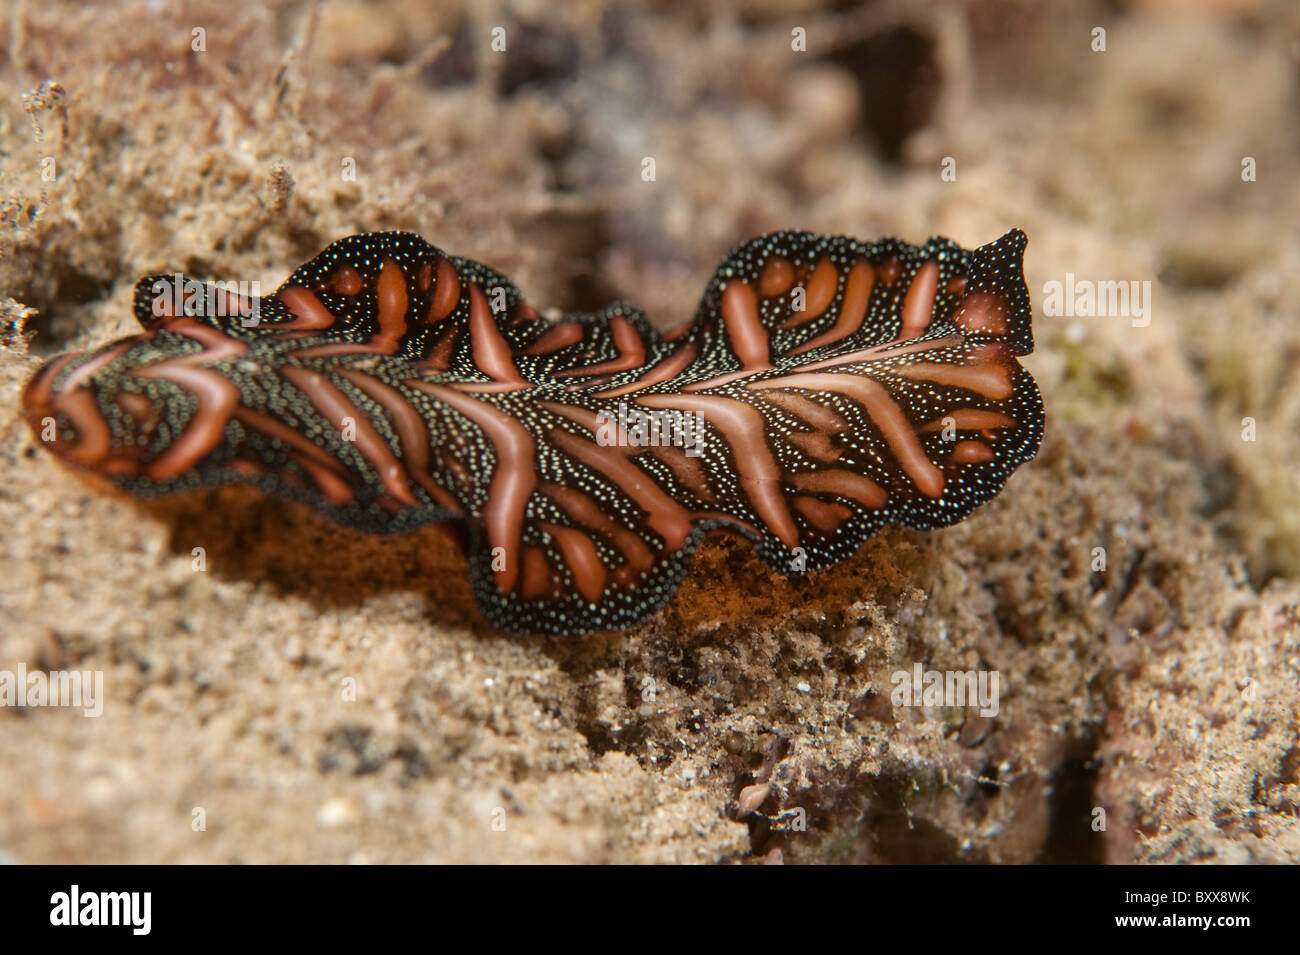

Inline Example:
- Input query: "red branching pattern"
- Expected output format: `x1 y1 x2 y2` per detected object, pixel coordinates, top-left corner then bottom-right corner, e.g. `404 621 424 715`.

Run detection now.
22 230 1043 635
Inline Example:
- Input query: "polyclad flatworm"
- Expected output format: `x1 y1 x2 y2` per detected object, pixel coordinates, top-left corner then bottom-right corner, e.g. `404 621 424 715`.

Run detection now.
22 229 1043 636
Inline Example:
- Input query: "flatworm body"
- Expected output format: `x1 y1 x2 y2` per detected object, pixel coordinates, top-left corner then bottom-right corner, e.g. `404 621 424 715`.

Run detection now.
23 229 1043 636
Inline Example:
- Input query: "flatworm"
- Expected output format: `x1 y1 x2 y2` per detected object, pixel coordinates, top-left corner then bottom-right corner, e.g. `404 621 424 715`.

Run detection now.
22 229 1043 636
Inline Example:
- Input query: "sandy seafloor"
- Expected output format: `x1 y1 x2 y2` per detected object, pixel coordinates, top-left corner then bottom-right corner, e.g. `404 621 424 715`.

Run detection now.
0 0 1298 863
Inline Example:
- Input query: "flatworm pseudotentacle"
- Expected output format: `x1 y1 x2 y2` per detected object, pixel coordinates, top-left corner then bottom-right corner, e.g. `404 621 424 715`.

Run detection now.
22 229 1043 636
